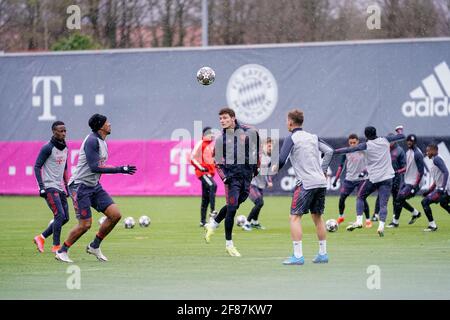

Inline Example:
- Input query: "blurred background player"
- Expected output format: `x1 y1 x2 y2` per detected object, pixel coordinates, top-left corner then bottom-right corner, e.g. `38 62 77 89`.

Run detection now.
332 133 371 227
190 126 217 227
372 133 406 223
273 109 333 265
243 137 274 231
204 107 259 257
33 121 69 254
389 134 425 227
55 114 137 263
421 143 450 232
335 126 405 237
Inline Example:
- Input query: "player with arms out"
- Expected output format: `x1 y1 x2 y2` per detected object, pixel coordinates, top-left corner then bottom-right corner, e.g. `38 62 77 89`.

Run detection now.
421 143 450 232
33 121 70 254
372 133 406 223
332 133 371 227
55 114 137 263
190 127 218 227
334 125 405 237
204 107 259 257
273 109 333 265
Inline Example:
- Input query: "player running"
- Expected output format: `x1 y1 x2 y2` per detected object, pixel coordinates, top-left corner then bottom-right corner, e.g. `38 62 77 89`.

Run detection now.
332 133 371 227
372 133 406 222
55 114 137 263
204 107 259 257
334 126 405 237
33 121 70 253
273 109 333 265
421 143 450 232
388 134 425 228
242 137 274 231
191 127 218 227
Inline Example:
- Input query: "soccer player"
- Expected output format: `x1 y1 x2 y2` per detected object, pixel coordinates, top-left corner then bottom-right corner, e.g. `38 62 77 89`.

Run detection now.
243 137 274 231
33 121 70 253
273 109 333 265
334 126 405 237
388 134 425 228
372 133 406 222
421 143 450 232
190 127 217 227
204 107 259 257
55 114 136 263
332 134 371 227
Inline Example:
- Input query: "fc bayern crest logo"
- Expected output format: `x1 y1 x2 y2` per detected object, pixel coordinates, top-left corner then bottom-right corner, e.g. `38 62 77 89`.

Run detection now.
226 64 278 125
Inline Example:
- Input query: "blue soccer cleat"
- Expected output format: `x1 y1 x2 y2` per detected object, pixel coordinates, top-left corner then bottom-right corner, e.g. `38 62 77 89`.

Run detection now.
282 255 304 265
312 253 329 264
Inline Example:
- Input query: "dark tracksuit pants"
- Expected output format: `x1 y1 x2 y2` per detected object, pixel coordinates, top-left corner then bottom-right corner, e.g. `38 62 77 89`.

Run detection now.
41 188 70 246
200 175 217 224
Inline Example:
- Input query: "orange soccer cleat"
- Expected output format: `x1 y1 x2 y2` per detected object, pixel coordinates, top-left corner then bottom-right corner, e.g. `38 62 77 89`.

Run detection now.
33 235 45 253
336 216 345 225
51 245 61 253
365 220 373 228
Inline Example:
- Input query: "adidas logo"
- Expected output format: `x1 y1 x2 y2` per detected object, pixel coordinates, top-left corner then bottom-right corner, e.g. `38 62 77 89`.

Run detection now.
402 61 450 117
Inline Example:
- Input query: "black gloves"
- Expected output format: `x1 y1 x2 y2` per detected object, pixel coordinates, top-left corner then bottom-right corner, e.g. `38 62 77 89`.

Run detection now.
120 165 137 175
39 189 47 198
332 178 338 188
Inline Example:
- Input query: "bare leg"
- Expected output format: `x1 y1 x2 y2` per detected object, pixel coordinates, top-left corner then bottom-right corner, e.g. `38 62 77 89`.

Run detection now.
311 213 326 241
61 218 92 251
290 214 303 241
98 204 122 238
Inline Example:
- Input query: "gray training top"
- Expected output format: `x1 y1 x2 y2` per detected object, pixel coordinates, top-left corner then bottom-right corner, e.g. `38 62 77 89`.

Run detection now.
278 128 334 190
34 140 68 192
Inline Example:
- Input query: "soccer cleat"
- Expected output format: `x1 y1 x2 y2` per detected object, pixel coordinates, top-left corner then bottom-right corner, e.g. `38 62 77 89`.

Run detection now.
377 228 384 237
423 226 438 232
312 253 329 264
204 224 215 243
283 255 305 265
371 214 379 222
55 251 73 263
386 222 399 228
199 222 206 227
346 222 363 231
251 223 266 230
51 245 61 253
336 216 345 224
242 224 252 231
209 211 218 219
408 212 421 225
365 220 373 228
225 246 241 257
86 245 108 262
33 235 45 253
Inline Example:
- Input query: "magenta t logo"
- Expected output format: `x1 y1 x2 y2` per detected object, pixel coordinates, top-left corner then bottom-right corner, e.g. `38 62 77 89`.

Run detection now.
32 76 62 121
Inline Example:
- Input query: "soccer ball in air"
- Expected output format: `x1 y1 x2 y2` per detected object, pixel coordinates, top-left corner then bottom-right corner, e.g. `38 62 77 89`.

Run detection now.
124 217 136 229
98 216 107 225
139 215 151 227
236 215 247 227
326 219 338 232
197 66 215 85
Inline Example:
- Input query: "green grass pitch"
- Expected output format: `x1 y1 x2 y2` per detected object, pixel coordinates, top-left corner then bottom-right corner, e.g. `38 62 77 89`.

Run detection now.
0 195 449 299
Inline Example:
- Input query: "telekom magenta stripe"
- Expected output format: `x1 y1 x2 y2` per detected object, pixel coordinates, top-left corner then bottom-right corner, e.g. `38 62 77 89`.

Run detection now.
0 140 225 196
